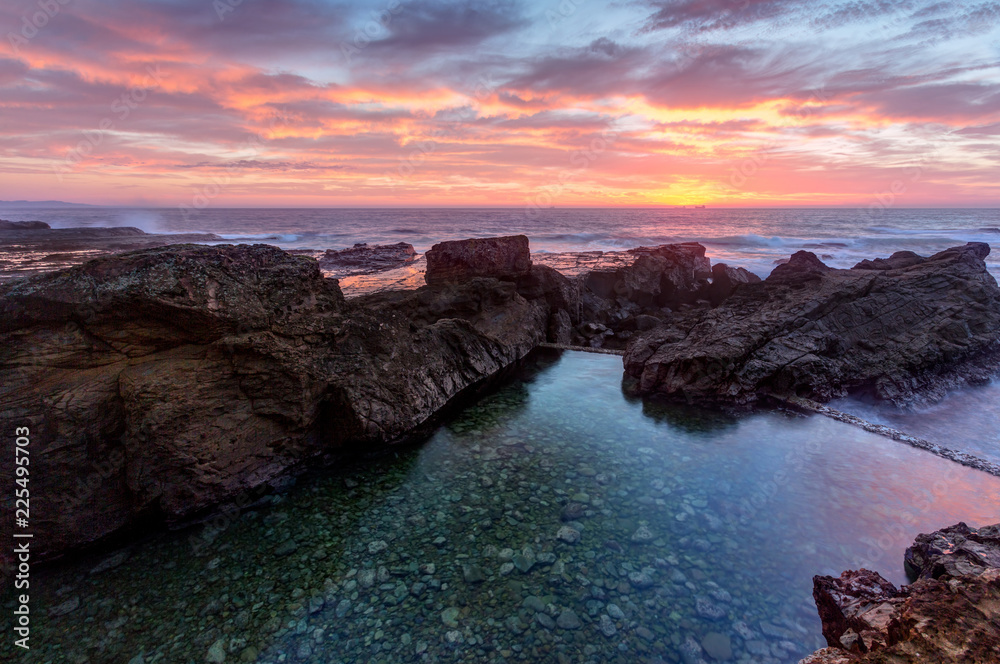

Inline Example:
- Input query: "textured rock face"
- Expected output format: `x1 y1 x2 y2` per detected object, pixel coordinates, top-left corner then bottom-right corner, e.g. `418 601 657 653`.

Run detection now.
904 522 1000 581
802 522 1000 664
425 235 532 285
583 242 714 309
318 242 416 276
0 242 572 559
625 243 1000 406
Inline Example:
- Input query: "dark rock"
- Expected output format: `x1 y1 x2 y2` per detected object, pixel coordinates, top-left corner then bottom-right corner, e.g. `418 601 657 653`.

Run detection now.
0 219 51 230
584 242 713 309
803 522 1000 663
904 522 1000 581
853 251 926 271
425 235 531 285
318 242 416 276
625 243 1000 407
0 240 572 560
706 263 761 306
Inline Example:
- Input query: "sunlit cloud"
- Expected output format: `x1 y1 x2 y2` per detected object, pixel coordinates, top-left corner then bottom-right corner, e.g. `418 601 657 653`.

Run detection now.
0 0 997 207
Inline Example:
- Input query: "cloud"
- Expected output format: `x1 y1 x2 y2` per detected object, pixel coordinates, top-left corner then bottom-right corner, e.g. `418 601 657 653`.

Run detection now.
639 0 803 32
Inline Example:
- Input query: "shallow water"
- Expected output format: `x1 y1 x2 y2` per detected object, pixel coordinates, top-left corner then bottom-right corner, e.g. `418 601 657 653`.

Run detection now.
5 350 1000 664
832 381 1000 466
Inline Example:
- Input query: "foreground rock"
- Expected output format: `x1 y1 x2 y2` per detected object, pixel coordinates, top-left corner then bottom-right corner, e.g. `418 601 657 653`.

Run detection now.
0 239 576 559
625 243 1000 407
317 242 417 276
800 522 1000 663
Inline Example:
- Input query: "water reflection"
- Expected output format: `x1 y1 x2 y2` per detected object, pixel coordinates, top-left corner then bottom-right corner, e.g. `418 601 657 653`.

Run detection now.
5 350 999 664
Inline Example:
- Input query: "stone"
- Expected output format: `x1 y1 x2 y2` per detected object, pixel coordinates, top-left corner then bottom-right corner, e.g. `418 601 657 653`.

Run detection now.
628 569 655 589
425 235 532 285
535 612 556 629
274 539 298 557
557 526 581 544
701 632 732 660
205 639 227 663
367 540 388 554
598 614 617 637
48 596 81 617
904 521 1000 580
631 525 654 543
561 502 587 521
606 603 625 620
318 242 416 276
625 243 1000 407
695 596 726 621
556 609 582 630
462 564 486 584
441 607 461 628
802 521 1000 663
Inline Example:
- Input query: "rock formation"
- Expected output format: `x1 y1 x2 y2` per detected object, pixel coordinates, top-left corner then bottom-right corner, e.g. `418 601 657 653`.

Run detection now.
425 234 532 285
800 522 1000 663
574 242 760 349
0 219 51 230
318 242 417 276
625 243 1000 407
0 238 576 560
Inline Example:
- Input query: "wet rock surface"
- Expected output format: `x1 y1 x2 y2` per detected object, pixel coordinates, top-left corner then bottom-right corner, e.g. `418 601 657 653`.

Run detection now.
316 242 417 276
802 522 1000 664
0 242 575 559
624 243 1000 407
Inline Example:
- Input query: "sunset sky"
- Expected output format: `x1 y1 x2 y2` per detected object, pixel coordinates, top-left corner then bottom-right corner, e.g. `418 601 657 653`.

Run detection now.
1 0 999 207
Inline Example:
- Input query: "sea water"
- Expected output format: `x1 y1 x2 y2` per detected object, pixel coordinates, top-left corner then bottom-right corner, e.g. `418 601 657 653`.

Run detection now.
5 350 999 664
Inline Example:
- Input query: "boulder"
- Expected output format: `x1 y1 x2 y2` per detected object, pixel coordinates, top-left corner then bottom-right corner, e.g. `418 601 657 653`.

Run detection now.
904 522 1000 581
0 240 573 560
425 235 531 285
625 243 1000 406
318 242 416 276
803 522 1000 663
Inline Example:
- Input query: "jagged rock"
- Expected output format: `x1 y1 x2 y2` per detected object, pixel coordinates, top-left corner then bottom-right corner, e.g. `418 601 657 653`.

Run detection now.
425 235 531 285
0 219 51 230
318 242 416 276
802 522 1000 663
584 242 713 309
625 243 1000 407
853 250 925 271
904 522 1000 581
706 263 761 306
0 241 572 559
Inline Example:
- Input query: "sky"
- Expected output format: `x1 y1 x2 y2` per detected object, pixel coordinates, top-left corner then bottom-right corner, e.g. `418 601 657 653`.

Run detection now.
0 0 998 208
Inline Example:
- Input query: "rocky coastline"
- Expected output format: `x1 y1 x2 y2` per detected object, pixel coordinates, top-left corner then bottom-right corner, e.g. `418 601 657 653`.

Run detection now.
799 522 1000 663
2 232 999 571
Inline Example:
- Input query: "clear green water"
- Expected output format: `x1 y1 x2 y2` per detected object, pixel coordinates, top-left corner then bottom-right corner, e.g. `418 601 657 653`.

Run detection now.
6 350 1000 664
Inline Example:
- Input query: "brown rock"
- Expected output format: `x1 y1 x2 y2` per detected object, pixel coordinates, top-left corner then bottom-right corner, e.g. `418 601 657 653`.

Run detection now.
425 235 531 285
318 242 416 276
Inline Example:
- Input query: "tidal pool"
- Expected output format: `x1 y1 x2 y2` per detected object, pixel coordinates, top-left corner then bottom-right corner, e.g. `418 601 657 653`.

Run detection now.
6 350 1000 664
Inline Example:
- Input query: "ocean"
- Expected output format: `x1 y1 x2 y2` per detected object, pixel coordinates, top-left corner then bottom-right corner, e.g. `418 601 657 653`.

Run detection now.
3 206 1000 280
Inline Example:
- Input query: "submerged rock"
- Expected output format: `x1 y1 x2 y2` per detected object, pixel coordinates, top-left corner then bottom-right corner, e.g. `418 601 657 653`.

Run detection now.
802 521 1000 663
625 243 1000 407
